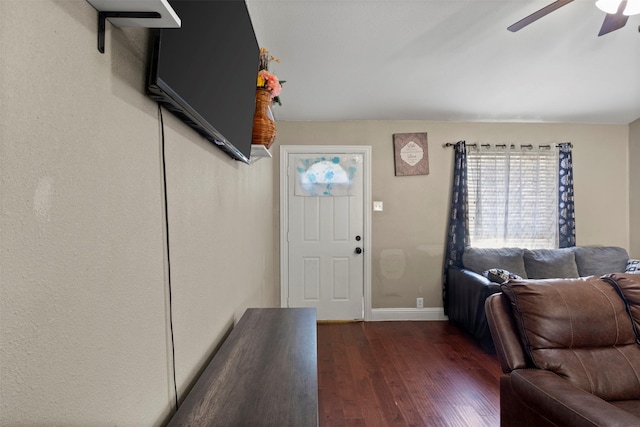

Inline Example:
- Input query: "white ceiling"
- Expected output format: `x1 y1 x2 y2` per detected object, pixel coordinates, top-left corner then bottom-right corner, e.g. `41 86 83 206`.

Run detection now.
246 0 640 124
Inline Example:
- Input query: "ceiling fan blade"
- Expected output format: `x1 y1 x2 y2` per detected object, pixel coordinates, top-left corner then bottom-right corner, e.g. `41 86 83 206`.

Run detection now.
508 0 574 32
598 0 629 36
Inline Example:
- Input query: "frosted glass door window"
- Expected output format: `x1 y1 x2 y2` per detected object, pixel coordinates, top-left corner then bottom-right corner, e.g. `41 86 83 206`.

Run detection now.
294 155 361 196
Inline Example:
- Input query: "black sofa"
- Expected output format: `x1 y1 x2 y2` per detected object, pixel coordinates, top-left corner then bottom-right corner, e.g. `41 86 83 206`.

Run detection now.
446 246 631 353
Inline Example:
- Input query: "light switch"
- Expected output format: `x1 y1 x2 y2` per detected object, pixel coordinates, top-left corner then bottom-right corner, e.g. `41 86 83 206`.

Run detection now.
373 201 384 211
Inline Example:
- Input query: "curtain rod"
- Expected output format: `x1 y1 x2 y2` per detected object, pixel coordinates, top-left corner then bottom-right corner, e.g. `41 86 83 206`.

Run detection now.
442 142 572 149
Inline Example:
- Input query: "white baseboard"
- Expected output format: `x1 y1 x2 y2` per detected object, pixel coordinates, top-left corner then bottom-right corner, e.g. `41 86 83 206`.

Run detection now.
370 307 448 321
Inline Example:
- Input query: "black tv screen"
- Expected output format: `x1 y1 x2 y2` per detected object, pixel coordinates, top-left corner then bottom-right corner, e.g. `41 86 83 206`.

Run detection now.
148 0 259 163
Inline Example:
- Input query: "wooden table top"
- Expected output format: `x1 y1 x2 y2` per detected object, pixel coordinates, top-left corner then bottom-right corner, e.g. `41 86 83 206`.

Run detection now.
168 307 318 426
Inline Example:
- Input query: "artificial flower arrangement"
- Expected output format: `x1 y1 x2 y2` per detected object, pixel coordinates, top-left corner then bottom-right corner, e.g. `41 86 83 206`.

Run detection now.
256 48 285 106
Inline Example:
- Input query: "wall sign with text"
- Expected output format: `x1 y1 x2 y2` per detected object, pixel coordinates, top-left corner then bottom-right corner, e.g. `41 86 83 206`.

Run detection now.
393 132 429 176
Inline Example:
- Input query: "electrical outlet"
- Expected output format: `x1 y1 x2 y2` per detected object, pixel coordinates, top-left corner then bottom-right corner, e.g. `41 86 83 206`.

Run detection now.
416 297 424 309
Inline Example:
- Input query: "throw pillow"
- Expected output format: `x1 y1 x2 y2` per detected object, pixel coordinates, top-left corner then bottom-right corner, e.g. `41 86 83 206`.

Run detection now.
627 259 640 274
483 268 523 284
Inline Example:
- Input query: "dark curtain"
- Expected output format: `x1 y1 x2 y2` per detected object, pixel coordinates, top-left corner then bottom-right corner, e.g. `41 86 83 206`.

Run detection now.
558 142 576 248
443 141 469 314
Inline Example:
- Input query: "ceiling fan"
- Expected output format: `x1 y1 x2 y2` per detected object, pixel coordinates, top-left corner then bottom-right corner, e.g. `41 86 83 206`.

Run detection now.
508 0 640 36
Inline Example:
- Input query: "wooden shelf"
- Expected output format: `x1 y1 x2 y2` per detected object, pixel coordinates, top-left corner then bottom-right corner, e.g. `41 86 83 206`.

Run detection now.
250 144 273 164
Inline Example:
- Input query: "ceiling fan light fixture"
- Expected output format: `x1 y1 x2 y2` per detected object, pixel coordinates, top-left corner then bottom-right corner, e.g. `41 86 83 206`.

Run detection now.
596 0 623 14
596 0 640 15
623 0 640 15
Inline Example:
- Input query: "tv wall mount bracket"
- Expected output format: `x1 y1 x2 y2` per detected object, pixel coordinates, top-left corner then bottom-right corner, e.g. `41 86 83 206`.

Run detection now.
97 11 161 53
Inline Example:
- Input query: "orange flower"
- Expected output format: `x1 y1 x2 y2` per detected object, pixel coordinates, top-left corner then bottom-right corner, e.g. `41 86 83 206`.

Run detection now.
257 48 285 105
258 70 282 99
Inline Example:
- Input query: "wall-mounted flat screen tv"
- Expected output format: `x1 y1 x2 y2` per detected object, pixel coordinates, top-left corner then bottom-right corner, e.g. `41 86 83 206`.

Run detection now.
148 0 259 163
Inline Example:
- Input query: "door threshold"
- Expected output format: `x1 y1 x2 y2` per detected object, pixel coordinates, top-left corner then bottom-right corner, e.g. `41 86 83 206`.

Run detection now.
317 319 364 324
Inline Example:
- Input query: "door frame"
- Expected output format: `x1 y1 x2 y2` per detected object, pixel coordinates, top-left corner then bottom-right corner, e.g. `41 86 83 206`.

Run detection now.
280 145 372 321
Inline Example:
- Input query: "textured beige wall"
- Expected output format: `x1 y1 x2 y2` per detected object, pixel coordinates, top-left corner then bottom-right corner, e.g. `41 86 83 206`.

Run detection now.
0 1 276 425
630 118 640 258
0 1 634 424
273 121 630 309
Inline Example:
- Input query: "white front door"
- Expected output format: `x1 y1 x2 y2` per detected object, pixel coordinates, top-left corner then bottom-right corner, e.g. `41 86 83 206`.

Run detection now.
281 146 371 321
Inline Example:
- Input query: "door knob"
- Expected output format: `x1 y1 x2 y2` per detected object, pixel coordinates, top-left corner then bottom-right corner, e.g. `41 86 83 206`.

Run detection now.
355 247 363 254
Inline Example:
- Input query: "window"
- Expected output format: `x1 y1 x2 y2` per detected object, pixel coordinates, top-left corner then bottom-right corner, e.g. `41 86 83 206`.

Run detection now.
467 145 558 249
293 155 361 197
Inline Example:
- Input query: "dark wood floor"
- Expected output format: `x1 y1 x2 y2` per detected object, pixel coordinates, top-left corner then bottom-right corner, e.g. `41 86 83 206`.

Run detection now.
317 321 501 427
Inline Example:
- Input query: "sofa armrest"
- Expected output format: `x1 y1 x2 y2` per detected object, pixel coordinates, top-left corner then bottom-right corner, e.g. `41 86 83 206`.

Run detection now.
449 266 494 285
504 369 640 427
486 293 530 373
447 266 502 352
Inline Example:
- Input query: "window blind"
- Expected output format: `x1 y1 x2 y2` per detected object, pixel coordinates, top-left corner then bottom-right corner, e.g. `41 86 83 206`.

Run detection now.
467 145 558 249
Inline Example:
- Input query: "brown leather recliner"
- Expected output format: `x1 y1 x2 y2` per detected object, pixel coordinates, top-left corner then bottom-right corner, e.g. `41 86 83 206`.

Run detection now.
485 274 640 427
